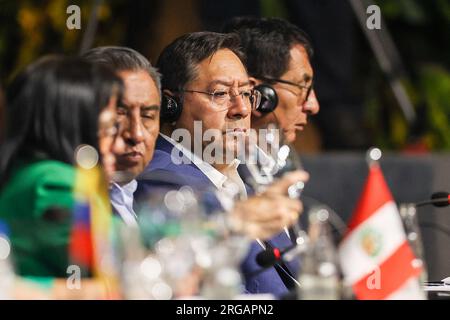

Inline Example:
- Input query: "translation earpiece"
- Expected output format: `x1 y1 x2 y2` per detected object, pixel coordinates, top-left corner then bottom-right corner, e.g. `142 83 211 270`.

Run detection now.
160 94 182 123
254 84 278 113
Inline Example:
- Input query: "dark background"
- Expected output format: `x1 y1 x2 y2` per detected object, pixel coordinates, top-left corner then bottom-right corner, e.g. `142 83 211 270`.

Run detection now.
0 0 449 152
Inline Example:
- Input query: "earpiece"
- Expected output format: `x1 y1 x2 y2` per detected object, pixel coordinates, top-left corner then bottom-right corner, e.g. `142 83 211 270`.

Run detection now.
254 84 278 113
161 84 278 121
160 94 182 123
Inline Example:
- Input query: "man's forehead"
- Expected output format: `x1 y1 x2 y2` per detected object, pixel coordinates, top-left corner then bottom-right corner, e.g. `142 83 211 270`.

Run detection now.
119 70 155 88
207 79 250 87
119 70 160 104
192 50 249 87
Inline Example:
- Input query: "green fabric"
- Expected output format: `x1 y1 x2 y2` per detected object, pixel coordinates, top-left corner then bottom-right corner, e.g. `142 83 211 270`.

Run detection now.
0 159 75 277
21 276 55 290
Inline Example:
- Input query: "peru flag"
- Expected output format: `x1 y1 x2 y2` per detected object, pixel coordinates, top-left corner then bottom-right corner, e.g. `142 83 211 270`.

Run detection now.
338 163 424 299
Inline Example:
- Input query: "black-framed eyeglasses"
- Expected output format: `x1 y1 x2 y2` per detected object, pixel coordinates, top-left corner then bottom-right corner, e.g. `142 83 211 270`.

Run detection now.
181 88 262 110
258 76 313 104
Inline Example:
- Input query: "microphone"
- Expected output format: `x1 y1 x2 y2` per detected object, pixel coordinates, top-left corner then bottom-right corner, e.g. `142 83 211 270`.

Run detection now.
256 242 307 268
254 193 450 277
254 201 348 270
412 192 450 242
415 192 450 208
255 246 284 268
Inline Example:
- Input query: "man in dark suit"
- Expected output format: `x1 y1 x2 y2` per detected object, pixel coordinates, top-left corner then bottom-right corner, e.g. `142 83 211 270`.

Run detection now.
83 47 161 226
221 17 322 290
222 17 320 144
136 32 308 297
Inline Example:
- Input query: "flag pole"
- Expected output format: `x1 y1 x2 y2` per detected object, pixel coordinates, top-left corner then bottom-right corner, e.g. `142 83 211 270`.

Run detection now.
365 147 382 169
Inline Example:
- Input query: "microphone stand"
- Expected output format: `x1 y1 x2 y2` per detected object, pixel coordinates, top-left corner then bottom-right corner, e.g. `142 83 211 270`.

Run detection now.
348 0 416 126
79 0 102 54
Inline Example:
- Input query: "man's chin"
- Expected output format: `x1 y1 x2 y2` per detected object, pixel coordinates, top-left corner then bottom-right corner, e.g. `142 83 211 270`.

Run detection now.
111 170 138 185
223 143 246 162
283 131 296 144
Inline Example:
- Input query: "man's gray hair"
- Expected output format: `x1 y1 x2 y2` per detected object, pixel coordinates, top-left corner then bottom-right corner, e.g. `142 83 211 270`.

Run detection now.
82 46 161 93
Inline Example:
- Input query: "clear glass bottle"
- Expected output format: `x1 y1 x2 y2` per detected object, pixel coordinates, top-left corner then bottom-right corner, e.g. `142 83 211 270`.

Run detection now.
399 203 428 284
297 206 340 300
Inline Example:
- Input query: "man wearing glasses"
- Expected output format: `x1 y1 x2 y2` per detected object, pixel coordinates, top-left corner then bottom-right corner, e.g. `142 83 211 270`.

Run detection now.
136 32 309 297
222 17 320 144
219 17 320 296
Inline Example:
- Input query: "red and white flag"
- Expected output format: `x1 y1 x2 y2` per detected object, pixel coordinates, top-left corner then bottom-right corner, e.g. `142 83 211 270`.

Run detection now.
338 163 424 299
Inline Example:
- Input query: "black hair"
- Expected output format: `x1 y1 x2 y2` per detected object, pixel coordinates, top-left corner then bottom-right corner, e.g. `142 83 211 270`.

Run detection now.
222 17 313 80
156 31 245 91
82 46 161 93
0 55 123 186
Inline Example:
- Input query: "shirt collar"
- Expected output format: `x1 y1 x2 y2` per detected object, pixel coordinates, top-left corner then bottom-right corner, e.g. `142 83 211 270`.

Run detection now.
159 133 228 189
160 133 249 212
110 180 137 201
121 179 138 194
109 180 138 226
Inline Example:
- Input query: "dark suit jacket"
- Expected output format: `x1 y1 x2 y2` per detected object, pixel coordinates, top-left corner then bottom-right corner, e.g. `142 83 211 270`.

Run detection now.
135 135 299 297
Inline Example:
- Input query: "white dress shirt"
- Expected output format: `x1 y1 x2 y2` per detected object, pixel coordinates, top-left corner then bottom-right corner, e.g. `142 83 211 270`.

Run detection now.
109 180 138 227
160 133 248 210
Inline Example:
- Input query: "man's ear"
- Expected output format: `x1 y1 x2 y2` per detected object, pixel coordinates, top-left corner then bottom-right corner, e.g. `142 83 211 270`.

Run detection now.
252 109 263 118
163 89 175 97
249 76 261 87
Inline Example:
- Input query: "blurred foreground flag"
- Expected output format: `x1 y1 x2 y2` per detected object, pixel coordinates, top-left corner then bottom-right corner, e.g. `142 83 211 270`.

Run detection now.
69 201 94 274
338 163 424 299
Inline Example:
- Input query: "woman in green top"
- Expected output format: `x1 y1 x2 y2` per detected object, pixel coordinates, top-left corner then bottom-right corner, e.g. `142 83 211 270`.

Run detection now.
0 55 123 278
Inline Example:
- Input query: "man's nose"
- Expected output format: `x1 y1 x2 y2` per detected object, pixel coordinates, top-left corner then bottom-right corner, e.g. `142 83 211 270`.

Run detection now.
301 89 320 115
123 117 145 145
227 93 250 120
